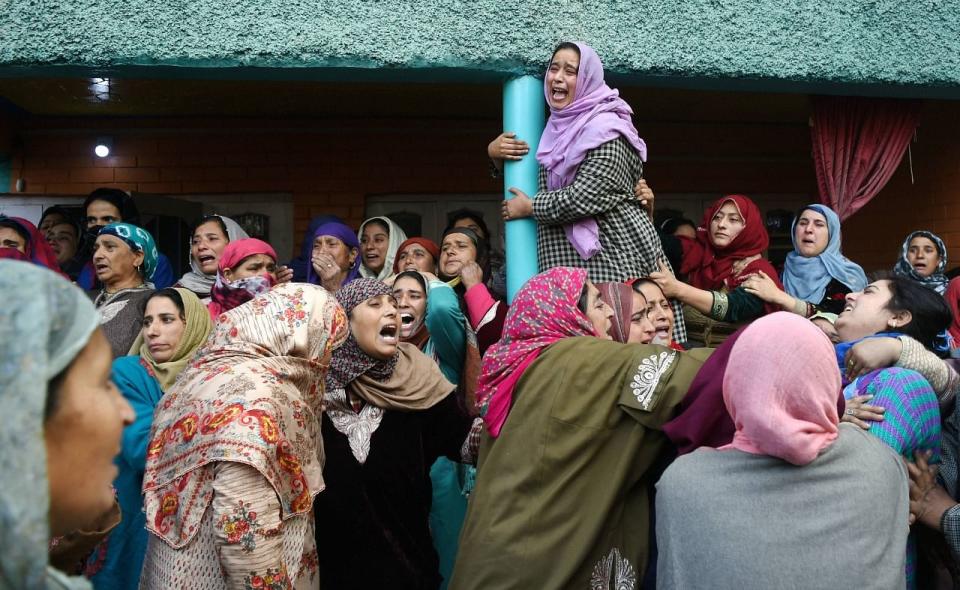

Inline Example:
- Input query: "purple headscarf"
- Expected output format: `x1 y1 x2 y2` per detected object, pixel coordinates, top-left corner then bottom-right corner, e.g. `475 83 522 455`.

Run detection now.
536 42 647 260
306 221 362 287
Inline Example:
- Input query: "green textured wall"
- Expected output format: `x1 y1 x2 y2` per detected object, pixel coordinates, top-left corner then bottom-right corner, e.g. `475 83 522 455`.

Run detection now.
0 0 958 96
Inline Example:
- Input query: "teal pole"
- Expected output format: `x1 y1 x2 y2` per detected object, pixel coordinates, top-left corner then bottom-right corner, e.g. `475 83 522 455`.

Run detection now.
0 155 10 193
503 75 545 303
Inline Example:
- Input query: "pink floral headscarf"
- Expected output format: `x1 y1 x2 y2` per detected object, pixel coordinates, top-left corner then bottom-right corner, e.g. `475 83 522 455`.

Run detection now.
477 267 598 437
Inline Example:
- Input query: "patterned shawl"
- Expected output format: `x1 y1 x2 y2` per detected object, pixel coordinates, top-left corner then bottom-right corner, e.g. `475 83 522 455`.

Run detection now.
128 288 214 392
596 282 634 343
0 261 98 589
781 204 867 303
327 277 452 410
477 267 598 437
721 312 840 466
208 238 278 319
99 222 159 282
142 283 347 548
326 278 398 391
176 215 249 296
893 230 949 295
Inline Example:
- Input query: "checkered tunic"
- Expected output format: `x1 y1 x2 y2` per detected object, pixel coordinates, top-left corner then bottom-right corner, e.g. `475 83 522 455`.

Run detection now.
531 136 687 341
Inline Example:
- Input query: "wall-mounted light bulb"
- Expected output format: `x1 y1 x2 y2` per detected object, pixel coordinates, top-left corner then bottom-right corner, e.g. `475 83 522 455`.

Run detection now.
94 136 113 158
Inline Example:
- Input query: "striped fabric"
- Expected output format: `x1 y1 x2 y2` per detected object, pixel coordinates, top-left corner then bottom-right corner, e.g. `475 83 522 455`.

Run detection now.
854 368 942 461
851 367 942 589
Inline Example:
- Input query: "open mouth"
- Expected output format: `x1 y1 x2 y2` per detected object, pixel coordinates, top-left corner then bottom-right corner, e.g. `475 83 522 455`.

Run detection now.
551 87 568 101
400 313 414 326
842 304 854 314
94 263 109 273
379 323 398 344
198 254 215 265
654 327 671 339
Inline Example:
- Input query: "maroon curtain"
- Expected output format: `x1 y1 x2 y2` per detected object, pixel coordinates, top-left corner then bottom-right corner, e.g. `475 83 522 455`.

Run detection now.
810 96 921 221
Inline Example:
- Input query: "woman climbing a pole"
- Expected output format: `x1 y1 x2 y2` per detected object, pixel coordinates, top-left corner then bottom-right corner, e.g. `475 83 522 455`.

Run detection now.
490 41 684 340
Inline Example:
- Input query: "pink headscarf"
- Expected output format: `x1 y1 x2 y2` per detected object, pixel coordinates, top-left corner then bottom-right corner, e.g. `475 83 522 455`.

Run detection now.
477 267 598 437
208 238 278 319
720 312 840 466
536 42 647 260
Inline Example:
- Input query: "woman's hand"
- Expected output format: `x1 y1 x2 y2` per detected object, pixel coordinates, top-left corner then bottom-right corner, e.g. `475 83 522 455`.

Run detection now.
460 262 484 289
731 254 761 277
844 338 902 380
840 394 886 429
635 179 654 219
312 253 341 283
502 189 533 221
649 260 685 299
275 265 294 285
488 132 530 161
908 450 957 529
741 271 789 307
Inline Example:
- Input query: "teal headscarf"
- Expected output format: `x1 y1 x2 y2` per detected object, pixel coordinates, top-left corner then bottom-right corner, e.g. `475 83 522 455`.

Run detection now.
781 204 867 304
99 222 159 282
0 261 98 589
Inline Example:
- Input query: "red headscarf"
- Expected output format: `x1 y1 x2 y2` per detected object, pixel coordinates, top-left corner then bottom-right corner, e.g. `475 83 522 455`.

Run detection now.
392 237 440 273
680 195 781 292
946 278 960 344
476 267 598 437
208 238 278 319
0 217 67 278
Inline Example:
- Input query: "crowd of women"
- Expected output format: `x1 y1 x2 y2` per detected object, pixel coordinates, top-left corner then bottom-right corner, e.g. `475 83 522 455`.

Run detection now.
4 40 960 590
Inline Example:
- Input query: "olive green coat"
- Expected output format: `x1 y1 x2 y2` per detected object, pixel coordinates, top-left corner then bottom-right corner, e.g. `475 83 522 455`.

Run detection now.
450 337 711 590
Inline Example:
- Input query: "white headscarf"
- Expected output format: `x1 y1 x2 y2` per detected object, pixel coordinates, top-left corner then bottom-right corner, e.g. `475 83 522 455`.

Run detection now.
0 261 99 589
176 215 249 296
358 216 408 281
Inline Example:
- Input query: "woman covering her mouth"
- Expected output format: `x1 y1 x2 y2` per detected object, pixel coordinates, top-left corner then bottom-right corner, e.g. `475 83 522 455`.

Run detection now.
315 278 474 589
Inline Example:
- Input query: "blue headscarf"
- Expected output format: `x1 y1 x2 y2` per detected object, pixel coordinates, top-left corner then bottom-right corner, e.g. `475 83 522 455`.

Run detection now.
288 215 344 282
99 222 159 282
894 230 949 295
782 204 867 304
306 221 362 287
0 261 98 589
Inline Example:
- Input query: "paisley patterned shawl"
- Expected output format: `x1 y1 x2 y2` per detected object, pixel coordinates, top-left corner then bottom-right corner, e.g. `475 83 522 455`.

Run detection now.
476 267 598 437
142 283 347 548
